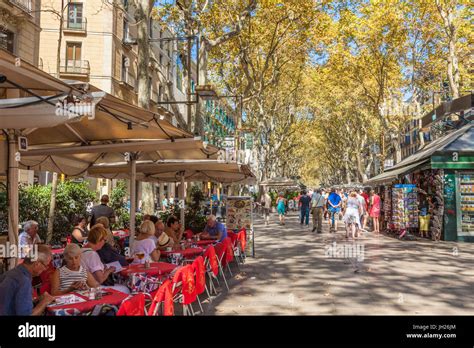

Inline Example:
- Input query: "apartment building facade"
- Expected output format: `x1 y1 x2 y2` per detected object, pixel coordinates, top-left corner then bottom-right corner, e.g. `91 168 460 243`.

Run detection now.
0 0 41 74
38 0 186 123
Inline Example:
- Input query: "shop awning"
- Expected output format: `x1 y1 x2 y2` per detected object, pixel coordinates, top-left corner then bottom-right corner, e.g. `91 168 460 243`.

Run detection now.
365 123 473 185
432 125 474 169
365 160 431 186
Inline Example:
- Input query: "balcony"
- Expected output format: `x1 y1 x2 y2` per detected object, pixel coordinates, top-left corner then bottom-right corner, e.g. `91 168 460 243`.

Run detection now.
120 71 137 90
63 18 87 34
59 60 90 76
9 0 32 13
123 35 137 48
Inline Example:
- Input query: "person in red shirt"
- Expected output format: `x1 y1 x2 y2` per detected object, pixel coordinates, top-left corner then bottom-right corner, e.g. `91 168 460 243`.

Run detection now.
360 188 370 230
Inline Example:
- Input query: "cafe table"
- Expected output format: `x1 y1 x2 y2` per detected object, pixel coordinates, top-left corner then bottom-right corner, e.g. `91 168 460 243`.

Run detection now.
196 239 216 247
120 262 177 278
160 247 204 259
46 288 129 316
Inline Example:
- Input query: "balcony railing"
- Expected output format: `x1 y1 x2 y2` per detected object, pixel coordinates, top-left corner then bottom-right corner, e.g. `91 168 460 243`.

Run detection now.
63 18 87 32
59 60 90 75
9 0 32 13
122 34 137 46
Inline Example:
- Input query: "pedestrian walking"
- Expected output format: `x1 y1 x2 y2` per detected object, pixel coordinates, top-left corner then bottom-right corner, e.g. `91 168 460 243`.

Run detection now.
322 189 329 220
261 189 272 226
299 190 311 227
344 191 362 239
276 193 287 225
356 190 367 235
327 188 342 232
311 189 325 233
360 188 370 230
369 189 381 234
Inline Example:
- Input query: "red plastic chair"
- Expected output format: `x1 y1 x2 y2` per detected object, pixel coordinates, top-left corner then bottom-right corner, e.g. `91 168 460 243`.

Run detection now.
192 256 207 312
227 231 238 245
235 231 247 264
148 280 174 316
214 242 230 291
117 293 148 316
171 265 197 315
203 245 220 295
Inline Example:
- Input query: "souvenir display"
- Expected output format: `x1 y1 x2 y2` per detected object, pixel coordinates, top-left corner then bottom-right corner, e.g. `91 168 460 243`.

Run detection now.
391 184 419 230
430 170 444 240
459 173 474 234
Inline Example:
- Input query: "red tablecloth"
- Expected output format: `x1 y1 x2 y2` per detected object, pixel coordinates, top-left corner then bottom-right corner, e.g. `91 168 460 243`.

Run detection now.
46 288 128 315
120 262 177 277
51 248 64 255
196 239 216 246
160 247 203 258
113 230 130 239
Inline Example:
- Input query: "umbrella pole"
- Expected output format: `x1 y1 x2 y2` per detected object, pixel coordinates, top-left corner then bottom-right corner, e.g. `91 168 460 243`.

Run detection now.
7 131 19 269
180 173 185 233
129 155 136 247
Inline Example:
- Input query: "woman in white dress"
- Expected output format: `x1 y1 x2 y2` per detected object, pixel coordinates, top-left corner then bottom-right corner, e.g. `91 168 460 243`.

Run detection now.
343 191 363 239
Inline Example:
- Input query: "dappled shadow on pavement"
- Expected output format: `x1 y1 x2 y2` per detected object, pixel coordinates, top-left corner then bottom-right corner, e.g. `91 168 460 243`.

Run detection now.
204 211 474 315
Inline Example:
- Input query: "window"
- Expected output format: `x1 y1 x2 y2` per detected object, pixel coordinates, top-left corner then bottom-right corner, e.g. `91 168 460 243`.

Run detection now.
159 54 163 65
158 84 163 102
0 29 14 53
149 18 153 38
123 0 129 10
66 42 82 68
121 55 128 81
67 3 84 29
123 18 129 40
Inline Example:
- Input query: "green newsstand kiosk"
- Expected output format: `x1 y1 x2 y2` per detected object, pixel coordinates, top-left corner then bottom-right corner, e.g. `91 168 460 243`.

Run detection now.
432 124 474 242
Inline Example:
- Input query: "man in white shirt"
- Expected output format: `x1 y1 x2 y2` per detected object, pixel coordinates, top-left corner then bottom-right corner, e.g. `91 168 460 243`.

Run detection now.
261 189 272 225
19 220 42 258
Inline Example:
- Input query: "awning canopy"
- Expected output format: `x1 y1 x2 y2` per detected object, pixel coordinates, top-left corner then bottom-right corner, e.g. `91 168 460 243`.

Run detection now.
0 49 82 94
365 160 430 186
87 160 256 184
260 176 298 187
432 125 474 169
13 139 218 176
366 123 473 185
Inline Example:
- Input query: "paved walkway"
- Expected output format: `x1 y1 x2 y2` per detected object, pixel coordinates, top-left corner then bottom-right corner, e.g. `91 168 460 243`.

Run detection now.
206 212 474 315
